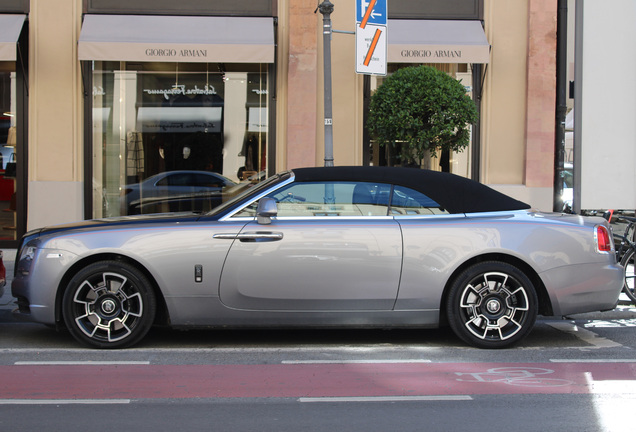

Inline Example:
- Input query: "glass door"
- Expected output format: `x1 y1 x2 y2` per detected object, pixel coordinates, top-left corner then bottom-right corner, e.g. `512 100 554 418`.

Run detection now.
0 65 17 241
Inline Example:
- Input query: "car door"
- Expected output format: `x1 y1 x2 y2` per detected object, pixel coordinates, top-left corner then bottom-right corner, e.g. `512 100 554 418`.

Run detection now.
218 181 403 311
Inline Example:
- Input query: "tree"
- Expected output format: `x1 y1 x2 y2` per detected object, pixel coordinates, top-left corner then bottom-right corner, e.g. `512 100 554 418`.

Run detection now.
367 66 478 169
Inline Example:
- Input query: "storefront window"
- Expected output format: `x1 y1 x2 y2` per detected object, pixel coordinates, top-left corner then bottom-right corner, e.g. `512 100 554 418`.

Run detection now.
91 62 269 217
368 63 474 178
0 64 17 239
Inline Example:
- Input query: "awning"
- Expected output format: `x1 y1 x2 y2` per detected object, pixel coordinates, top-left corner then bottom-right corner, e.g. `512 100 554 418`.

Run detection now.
0 14 26 61
78 15 275 63
388 20 490 64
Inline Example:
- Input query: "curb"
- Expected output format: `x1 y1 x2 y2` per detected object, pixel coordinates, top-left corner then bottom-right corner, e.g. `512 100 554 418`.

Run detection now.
559 302 636 321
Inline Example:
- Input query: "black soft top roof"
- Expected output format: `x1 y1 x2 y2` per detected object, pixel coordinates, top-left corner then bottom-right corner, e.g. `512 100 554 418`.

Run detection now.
291 166 530 214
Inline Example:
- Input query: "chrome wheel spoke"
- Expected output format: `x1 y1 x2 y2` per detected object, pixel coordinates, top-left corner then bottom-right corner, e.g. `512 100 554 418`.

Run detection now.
506 287 529 311
97 318 132 342
110 319 133 342
120 291 143 318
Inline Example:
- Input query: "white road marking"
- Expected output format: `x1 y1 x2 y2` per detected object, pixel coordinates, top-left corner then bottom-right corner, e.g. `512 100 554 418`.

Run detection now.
0 347 436 354
550 359 636 363
299 395 472 403
0 399 131 405
282 359 431 364
14 361 150 365
545 322 623 349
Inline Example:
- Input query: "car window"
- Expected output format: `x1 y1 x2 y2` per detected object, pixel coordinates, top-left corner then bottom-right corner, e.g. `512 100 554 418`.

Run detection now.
232 181 391 217
390 185 448 215
156 173 191 187
192 174 223 188
156 173 224 188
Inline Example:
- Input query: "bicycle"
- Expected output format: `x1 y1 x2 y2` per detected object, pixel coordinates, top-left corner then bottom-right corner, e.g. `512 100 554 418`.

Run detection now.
611 214 636 303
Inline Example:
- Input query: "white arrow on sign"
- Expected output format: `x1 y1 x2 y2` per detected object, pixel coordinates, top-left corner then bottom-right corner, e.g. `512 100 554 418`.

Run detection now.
358 0 387 27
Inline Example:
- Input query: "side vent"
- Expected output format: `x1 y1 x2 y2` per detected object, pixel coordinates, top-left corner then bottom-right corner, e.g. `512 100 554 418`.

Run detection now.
194 265 203 283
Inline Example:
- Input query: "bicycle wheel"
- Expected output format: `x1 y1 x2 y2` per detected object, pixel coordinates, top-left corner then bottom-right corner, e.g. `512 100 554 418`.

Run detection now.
619 247 636 302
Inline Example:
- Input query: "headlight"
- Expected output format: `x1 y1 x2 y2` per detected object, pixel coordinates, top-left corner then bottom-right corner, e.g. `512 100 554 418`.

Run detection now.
21 245 37 261
17 244 38 275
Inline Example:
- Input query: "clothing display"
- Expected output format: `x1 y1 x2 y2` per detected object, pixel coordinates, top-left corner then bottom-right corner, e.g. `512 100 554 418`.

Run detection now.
126 131 145 176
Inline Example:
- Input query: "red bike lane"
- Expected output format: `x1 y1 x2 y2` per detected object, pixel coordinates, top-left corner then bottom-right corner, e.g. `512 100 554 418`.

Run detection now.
2 362 636 400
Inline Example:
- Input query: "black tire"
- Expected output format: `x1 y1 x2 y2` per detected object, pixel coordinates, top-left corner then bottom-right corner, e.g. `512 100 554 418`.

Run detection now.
620 248 636 303
62 260 156 349
446 261 538 349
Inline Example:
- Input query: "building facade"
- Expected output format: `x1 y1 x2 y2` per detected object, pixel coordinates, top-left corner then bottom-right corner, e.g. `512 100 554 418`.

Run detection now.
0 0 557 248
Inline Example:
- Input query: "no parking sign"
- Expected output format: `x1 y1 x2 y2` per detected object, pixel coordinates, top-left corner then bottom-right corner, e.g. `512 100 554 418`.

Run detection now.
355 0 387 76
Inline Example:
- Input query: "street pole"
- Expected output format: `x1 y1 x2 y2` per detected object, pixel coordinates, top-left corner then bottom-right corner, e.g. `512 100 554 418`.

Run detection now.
318 0 334 167
554 0 567 212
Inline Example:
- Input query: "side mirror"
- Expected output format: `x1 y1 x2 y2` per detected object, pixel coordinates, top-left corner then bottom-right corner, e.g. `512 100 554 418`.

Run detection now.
256 197 278 225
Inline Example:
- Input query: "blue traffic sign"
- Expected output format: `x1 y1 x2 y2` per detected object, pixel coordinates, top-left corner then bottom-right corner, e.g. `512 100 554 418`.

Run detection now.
356 0 387 27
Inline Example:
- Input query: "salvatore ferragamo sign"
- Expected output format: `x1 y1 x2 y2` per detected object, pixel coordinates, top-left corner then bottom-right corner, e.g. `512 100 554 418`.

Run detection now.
143 84 218 100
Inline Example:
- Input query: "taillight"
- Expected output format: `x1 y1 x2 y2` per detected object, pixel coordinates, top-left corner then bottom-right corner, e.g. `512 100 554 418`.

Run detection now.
595 225 613 253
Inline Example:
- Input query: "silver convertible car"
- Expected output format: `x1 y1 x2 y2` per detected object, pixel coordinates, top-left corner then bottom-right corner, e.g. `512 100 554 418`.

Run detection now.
12 166 622 349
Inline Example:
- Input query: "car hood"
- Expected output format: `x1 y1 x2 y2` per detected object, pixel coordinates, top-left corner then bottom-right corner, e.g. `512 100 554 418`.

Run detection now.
25 212 204 238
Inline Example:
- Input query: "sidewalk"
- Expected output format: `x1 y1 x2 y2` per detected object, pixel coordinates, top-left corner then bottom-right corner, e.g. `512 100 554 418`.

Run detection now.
563 298 636 321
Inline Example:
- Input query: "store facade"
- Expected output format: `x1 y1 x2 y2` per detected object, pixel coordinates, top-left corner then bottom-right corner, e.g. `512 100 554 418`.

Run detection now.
310 0 555 209
0 0 27 248
78 5 276 218
14 0 557 239
367 3 490 179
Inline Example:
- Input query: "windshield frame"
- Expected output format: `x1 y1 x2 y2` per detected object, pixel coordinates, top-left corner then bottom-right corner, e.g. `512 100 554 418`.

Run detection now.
206 171 292 217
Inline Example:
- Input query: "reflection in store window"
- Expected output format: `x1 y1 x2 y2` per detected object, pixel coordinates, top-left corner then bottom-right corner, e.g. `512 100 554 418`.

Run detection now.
0 68 17 240
91 62 268 218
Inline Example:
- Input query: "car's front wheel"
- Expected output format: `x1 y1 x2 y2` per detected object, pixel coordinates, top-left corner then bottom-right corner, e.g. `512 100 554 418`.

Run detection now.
446 261 538 349
62 260 156 349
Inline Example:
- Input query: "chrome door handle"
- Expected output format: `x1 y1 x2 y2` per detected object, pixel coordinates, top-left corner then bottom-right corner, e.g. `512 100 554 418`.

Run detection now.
237 231 283 242
213 232 283 242
212 233 239 240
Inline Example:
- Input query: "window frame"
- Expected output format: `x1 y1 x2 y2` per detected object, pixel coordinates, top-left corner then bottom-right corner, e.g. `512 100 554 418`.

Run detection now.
227 179 449 220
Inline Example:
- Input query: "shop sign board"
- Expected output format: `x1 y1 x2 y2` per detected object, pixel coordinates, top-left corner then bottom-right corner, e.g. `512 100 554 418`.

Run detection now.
355 0 387 76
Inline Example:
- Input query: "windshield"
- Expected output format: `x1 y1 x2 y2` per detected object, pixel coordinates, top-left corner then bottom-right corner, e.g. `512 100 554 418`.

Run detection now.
206 171 291 216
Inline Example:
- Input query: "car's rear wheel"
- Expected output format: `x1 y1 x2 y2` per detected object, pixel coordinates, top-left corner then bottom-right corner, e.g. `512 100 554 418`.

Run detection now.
446 261 538 349
62 260 156 349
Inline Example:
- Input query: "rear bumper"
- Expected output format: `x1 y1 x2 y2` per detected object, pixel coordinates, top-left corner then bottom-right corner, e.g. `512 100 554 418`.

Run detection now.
540 262 623 316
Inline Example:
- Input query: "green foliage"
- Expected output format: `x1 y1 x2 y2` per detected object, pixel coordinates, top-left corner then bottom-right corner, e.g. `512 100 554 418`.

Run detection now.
367 66 478 165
